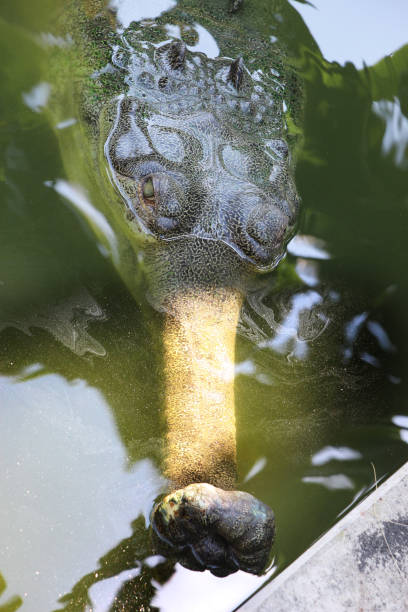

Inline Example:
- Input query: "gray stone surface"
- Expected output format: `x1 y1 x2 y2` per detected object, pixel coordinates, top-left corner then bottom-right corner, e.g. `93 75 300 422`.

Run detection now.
239 462 408 611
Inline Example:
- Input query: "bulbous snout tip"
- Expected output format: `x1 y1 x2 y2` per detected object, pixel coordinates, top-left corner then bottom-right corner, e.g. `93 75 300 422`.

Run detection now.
151 483 275 577
241 205 292 267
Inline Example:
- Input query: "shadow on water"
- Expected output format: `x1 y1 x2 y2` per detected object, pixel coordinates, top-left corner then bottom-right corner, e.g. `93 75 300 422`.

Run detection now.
1 0 408 610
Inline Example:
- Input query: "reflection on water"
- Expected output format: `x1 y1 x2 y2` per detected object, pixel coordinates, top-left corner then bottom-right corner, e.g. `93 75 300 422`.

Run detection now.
165 22 220 58
366 321 396 354
88 567 141 611
45 180 119 265
295 259 319 287
287 234 330 260
109 0 177 30
0 288 106 357
56 118 77 130
263 290 325 360
243 457 267 483
311 446 362 466
22 82 51 113
151 563 276 612
0 572 23 612
290 0 408 67
0 373 164 611
302 474 354 491
1 0 408 609
343 308 399 382
392 415 408 444
241 283 330 363
372 98 408 169
36 32 73 49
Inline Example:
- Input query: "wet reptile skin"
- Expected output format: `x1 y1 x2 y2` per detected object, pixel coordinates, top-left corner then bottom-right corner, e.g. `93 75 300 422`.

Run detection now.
105 36 299 275
52 0 302 577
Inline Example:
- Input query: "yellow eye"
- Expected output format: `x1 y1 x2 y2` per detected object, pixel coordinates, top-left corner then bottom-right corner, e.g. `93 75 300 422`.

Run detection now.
142 177 154 200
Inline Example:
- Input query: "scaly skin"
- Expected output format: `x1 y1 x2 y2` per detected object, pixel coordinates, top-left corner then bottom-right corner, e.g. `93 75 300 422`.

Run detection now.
152 483 275 576
49 0 301 576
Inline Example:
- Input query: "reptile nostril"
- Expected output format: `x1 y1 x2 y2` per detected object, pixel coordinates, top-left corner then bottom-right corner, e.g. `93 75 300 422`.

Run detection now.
156 216 179 232
154 197 183 233
246 208 288 247
159 197 182 218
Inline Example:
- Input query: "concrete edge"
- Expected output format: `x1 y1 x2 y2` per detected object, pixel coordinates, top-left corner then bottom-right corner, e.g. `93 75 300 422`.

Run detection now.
238 460 408 611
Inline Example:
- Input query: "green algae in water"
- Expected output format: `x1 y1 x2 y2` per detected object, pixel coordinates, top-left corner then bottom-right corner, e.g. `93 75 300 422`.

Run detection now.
1 0 408 610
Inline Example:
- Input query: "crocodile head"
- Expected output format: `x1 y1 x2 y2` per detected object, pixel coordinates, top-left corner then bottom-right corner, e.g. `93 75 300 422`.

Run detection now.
104 37 299 302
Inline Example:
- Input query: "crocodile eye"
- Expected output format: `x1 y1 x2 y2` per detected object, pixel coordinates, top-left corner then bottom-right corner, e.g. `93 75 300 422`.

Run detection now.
139 176 156 207
143 177 154 199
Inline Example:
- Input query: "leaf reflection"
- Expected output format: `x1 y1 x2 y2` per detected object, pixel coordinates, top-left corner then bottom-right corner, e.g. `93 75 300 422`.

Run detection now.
54 517 175 612
0 573 22 612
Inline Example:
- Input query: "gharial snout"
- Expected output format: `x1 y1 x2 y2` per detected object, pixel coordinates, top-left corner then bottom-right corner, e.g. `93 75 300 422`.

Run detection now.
151 483 275 577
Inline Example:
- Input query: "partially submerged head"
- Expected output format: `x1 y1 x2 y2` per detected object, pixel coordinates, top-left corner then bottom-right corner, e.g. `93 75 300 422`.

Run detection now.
104 36 299 302
102 35 297 577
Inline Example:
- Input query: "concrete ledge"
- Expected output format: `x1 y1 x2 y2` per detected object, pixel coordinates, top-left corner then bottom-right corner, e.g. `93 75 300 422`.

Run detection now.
238 462 408 611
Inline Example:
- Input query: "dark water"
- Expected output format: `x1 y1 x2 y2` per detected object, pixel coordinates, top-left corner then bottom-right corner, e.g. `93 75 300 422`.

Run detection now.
1 1 408 610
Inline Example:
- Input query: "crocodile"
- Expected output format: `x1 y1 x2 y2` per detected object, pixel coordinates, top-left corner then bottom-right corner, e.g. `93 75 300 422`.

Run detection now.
49 0 302 578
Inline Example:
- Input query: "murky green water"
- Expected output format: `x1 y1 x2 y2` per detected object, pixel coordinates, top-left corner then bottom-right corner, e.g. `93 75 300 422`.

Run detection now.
1 1 408 610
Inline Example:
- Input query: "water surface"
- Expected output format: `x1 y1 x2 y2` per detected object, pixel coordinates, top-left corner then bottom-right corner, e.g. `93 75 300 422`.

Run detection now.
1 0 408 610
